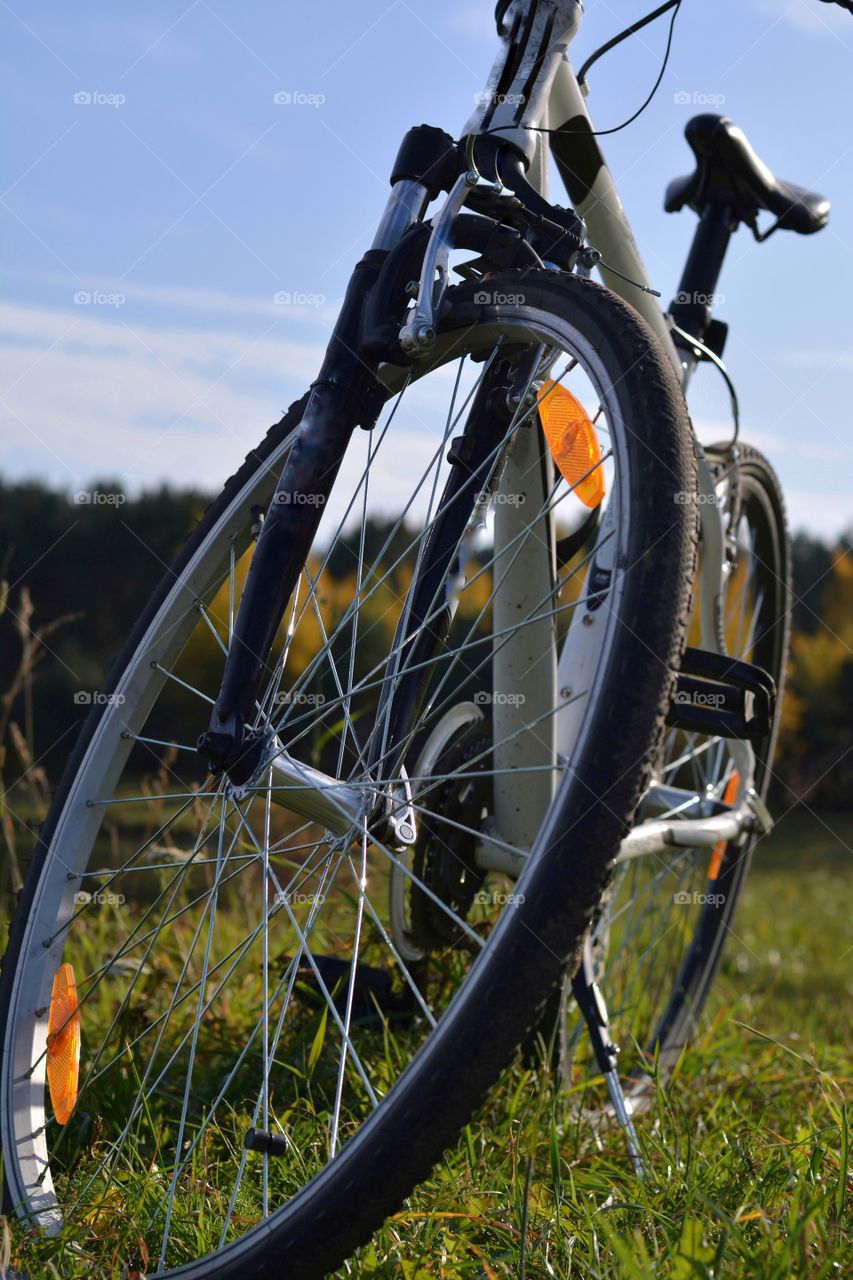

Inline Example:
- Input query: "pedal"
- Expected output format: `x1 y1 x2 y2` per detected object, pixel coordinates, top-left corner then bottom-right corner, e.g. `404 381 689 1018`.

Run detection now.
666 647 776 740
285 955 418 1026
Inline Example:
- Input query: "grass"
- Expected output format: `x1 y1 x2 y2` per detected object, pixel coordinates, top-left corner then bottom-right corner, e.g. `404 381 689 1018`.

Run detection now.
349 809 852 1279
3 808 850 1278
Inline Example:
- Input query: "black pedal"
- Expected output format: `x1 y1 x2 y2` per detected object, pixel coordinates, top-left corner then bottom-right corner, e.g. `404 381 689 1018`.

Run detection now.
666 647 776 740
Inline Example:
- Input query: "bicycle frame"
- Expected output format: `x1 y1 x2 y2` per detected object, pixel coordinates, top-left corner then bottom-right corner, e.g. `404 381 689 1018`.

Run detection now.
461 0 760 853
205 0 764 869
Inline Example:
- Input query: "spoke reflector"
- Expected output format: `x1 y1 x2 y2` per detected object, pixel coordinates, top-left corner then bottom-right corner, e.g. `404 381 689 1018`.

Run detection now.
708 771 740 881
47 962 80 1126
537 380 605 508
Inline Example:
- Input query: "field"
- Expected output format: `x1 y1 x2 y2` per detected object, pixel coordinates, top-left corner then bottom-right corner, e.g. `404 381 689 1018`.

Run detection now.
346 809 852 1279
2 807 849 1278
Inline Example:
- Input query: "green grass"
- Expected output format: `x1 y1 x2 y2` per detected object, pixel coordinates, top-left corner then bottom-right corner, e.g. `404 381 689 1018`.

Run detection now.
347 809 852 1279
4 809 850 1278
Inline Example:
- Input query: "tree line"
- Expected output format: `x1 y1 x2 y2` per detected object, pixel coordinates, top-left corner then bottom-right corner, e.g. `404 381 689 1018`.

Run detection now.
1 478 850 822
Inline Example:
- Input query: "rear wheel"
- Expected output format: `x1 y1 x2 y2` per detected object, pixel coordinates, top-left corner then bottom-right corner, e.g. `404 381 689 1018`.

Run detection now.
0 273 696 1278
572 443 790 1093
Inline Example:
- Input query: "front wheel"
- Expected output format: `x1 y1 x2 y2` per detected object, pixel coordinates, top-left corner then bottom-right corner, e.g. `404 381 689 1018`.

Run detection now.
0 272 697 1278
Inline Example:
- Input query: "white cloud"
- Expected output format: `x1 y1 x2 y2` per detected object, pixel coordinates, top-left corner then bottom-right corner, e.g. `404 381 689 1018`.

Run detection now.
2 301 848 538
0 301 325 493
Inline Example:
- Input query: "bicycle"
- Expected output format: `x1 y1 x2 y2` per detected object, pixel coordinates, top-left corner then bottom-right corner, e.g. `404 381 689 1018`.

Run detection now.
0 1 839 1275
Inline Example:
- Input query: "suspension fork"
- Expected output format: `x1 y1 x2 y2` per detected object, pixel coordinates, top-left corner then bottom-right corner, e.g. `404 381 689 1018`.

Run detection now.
198 250 388 782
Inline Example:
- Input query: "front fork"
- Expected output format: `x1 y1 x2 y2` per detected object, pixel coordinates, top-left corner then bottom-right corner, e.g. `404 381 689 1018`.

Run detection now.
198 251 388 783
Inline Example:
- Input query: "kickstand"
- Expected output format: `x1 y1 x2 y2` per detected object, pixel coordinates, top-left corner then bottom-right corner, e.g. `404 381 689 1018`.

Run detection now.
570 941 645 1178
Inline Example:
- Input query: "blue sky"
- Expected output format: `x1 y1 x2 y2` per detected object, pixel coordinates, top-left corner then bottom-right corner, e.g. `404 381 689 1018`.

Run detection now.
2 0 851 535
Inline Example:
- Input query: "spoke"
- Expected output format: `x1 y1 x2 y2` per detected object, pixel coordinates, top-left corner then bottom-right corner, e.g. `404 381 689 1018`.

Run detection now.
254 374 417 725
270 399 598 756
158 798 228 1269
661 734 721 779
51 788 209 913
151 661 215 705
260 575 303 721
369 829 485 952
408 799 529 863
268 351 511 737
302 568 364 760
376 763 562 786
274 565 597 760
353 473 611 782
371 356 468 770
74 788 250 1206
232 807 380 1108
216 851 343 1245
228 539 236 645
337 421 376 775
329 817 369 1158
343 853 437 1029
83 833 333 1091
261 770 272 1217
35 787 230 1086
88 790 218 806
82 852 258 877
196 600 229 658
120 732 199 754
83 838 337 1216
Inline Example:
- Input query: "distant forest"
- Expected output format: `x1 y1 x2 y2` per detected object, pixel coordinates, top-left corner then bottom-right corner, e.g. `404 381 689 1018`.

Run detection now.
1 477 850 824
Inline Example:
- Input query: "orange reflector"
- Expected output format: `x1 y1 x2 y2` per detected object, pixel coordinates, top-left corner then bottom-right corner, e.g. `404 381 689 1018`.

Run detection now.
46 962 80 1126
708 771 740 881
537 380 605 509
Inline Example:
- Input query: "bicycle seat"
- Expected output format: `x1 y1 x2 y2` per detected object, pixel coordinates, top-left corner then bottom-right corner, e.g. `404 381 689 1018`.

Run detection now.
665 114 830 235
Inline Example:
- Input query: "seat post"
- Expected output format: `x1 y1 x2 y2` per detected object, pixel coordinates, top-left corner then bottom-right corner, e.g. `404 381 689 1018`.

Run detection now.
669 203 737 345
